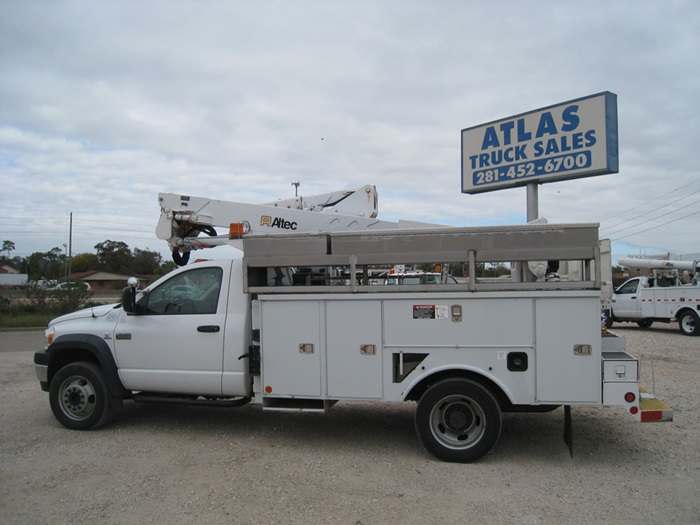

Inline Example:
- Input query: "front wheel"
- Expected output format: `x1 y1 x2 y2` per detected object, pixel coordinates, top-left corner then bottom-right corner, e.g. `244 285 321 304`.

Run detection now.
678 310 699 336
415 378 501 462
49 362 113 430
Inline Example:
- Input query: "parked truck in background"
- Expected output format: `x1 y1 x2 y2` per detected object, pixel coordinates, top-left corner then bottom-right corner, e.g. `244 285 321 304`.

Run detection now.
608 258 700 336
33 188 672 462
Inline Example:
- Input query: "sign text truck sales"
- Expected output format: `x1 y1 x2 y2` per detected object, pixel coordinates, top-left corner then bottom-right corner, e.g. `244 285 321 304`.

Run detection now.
461 92 618 194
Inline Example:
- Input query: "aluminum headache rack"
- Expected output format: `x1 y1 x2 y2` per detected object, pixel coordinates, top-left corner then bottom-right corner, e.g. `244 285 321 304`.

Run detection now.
242 222 602 294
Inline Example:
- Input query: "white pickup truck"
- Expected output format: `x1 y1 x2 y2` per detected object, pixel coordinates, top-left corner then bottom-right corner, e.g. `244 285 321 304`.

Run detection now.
609 258 700 336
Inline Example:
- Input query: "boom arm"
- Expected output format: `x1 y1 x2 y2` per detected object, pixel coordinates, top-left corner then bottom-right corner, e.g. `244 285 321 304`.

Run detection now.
261 185 379 217
618 257 699 272
156 186 402 265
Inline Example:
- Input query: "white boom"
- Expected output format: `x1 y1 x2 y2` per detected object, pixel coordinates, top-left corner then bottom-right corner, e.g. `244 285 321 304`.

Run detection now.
618 257 700 272
156 185 427 264
261 185 379 217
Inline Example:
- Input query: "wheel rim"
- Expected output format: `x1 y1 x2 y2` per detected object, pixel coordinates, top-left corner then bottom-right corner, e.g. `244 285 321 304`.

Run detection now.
58 375 97 421
681 314 696 333
428 394 486 450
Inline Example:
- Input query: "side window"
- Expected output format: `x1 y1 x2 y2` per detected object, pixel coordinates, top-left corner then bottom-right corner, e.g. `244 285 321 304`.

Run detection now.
616 279 639 295
142 267 223 315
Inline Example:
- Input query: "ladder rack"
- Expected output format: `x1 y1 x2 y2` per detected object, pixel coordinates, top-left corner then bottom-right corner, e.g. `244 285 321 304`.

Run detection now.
242 223 602 294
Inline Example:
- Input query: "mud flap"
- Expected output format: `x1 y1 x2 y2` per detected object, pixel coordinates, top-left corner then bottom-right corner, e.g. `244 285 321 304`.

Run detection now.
563 405 573 457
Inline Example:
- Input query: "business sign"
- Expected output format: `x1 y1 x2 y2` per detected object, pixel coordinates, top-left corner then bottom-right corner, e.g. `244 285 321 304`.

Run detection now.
461 92 618 194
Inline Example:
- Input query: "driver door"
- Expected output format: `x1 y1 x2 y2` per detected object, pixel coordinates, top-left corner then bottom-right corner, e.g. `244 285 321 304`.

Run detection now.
612 277 641 319
114 263 229 395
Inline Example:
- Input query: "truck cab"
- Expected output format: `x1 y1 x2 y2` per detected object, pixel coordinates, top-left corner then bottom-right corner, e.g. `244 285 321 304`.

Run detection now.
611 277 647 321
117 259 251 397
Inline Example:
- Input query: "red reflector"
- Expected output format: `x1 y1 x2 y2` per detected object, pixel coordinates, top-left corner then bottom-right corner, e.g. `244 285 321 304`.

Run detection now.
630 406 639 415
641 410 663 422
624 392 636 403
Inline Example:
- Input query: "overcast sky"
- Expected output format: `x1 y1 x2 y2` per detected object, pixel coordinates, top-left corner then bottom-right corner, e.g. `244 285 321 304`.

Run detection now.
2 0 699 265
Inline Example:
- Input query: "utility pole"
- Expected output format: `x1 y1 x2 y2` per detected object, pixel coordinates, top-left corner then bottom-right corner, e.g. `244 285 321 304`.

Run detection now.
63 244 68 281
67 212 73 281
292 181 300 197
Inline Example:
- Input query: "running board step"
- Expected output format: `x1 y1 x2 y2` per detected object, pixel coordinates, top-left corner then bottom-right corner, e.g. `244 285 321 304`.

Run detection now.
262 397 337 412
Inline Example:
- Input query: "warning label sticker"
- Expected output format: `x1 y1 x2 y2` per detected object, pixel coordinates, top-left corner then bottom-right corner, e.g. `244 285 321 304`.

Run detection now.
413 305 448 320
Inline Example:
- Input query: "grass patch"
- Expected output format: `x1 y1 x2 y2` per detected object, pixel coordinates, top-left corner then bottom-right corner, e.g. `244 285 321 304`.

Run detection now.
1 284 96 329
0 313 54 329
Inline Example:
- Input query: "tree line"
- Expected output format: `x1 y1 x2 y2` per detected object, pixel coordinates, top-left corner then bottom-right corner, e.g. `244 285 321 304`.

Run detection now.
1 239 175 282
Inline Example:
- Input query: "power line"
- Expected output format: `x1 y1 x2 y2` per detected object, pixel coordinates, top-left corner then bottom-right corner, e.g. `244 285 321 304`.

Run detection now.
602 198 700 237
600 189 700 232
610 210 700 242
598 179 700 223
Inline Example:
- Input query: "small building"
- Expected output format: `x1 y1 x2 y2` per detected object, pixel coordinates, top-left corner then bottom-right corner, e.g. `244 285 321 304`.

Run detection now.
0 265 28 286
62 271 155 291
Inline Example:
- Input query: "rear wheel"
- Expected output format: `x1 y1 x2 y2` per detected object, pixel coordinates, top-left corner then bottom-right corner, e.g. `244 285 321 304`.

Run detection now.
678 310 699 336
415 378 501 462
49 362 113 430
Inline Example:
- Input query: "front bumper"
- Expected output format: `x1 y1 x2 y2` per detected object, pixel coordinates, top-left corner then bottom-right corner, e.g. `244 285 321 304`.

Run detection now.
34 351 50 391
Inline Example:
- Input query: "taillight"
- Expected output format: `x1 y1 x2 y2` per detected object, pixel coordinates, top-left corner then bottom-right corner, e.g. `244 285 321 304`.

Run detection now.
624 392 636 403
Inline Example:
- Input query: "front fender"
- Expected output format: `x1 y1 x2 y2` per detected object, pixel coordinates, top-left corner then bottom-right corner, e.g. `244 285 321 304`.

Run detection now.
37 333 130 398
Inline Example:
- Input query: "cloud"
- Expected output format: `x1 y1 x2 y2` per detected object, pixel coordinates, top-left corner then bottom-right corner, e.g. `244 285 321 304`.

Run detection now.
1 0 699 262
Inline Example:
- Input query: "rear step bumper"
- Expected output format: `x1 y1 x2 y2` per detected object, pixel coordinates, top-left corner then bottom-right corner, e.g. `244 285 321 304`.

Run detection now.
639 388 673 422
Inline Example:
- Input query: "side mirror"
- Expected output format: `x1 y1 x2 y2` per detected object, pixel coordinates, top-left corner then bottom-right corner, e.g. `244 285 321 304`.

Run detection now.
121 277 141 315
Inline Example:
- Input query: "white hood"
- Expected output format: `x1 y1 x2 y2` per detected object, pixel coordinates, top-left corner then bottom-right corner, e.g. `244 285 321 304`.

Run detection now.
48 303 121 327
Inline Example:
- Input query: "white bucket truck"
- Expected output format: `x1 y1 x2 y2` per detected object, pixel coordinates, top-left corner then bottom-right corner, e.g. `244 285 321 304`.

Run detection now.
609 257 700 336
34 188 672 462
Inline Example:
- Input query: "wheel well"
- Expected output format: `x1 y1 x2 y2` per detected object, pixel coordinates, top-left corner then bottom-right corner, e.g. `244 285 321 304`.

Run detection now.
46 334 130 399
51 349 100 382
677 306 699 317
405 370 511 410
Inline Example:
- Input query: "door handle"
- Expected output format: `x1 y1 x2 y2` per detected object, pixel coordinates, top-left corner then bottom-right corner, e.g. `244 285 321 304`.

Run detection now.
197 325 220 333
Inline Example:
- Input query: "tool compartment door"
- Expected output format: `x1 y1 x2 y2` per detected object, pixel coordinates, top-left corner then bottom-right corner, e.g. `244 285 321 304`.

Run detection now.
535 296 601 403
260 300 322 397
326 300 383 399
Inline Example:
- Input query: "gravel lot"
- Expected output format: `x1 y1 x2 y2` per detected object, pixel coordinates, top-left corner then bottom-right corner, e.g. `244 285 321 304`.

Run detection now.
1 325 698 524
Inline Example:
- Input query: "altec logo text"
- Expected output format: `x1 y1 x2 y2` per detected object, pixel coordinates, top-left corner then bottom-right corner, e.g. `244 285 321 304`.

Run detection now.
260 216 298 230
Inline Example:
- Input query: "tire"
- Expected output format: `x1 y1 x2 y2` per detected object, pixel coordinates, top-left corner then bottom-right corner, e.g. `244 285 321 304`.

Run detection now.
678 310 699 336
603 311 613 329
49 361 113 430
415 378 501 463
636 319 653 329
